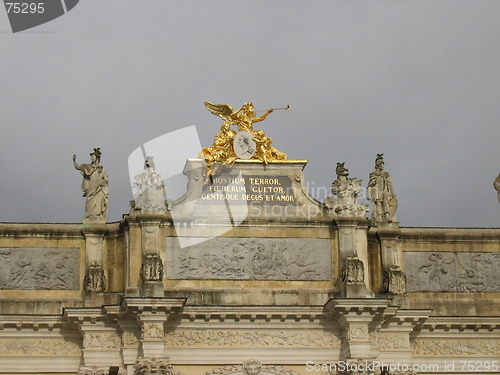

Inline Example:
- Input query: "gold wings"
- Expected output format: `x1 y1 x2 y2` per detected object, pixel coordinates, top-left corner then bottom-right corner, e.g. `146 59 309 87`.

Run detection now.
204 101 235 122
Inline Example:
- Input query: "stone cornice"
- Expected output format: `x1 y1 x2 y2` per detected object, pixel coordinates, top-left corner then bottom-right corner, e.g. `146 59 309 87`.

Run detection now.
180 305 326 322
0 314 64 330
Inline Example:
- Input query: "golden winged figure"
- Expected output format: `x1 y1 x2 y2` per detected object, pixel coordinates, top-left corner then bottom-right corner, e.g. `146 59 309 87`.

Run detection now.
199 101 288 181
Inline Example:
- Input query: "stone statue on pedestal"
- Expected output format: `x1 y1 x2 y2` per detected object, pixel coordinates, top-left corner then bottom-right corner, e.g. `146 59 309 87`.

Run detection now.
494 173 500 203
73 148 108 223
133 157 167 211
325 162 369 217
367 154 398 222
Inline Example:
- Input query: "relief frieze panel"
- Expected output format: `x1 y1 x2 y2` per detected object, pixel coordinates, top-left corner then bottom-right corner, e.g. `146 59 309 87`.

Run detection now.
0 339 81 356
414 340 500 356
404 252 500 292
167 237 332 280
165 330 340 348
0 247 79 290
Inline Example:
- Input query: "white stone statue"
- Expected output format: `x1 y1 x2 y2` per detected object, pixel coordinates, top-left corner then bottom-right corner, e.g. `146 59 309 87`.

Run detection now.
367 154 398 222
73 148 108 223
325 162 369 217
494 173 500 203
133 156 167 211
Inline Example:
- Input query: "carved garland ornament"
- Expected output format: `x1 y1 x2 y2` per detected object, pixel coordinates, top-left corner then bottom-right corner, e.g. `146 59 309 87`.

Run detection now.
0 339 81 356
414 340 500 356
205 361 301 375
165 330 340 348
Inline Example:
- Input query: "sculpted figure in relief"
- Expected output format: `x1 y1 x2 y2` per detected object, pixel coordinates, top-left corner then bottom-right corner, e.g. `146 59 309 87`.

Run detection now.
73 148 109 223
494 173 500 203
133 156 167 211
243 360 262 375
367 154 398 222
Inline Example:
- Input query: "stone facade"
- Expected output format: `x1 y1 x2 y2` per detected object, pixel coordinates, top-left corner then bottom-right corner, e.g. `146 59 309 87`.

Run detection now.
0 160 499 375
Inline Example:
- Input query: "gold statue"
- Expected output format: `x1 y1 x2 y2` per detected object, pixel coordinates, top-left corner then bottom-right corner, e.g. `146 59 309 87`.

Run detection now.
199 101 288 180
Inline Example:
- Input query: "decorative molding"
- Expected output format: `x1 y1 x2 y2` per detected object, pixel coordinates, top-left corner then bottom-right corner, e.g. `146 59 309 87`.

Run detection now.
79 367 125 375
123 330 140 347
83 332 121 349
0 339 81 356
167 237 332 280
383 266 406 294
414 340 500 356
142 323 164 340
0 247 79 290
377 333 410 350
165 330 340 348
135 358 179 375
84 263 107 292
141 254 164 282
206 361 302 375
341 257 365 283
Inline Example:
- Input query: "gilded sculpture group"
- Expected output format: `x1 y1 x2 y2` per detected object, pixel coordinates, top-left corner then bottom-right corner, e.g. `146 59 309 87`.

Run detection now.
199 102 287 179
72 101 500 224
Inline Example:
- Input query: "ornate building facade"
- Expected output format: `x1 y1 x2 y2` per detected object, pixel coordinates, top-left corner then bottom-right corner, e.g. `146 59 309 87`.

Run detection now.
1 110 499 375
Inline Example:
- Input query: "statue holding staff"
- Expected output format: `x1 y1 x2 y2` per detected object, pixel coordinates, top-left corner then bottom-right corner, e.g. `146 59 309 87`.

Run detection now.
73 148 108 223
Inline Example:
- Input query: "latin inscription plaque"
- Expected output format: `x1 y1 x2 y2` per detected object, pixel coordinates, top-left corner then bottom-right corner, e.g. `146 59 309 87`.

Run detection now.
200 174 297 205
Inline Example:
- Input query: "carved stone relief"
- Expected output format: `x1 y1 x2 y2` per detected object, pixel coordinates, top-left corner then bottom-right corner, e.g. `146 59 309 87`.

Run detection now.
413 340 500 356
79 367 125 375
164 330 340 348
206 361 301 375
341 257 365 283
142 323 164 341
167 237 332 280
141 254 164 282
83 332 121 349
383 266 407 294
135 358 178 375
0 339 81 356
0 247 79 290
404 252 500 292
377 333 410 350
84 263 107 292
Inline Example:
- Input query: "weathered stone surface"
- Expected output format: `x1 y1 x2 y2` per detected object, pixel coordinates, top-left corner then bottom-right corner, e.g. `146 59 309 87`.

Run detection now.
0 247 79 290
166 237 332 280
404 251 500 292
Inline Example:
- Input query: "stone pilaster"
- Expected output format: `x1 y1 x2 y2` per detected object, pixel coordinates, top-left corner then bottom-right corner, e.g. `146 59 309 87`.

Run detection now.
65 308 122 370
122 297 186 360
376 224 406 295
136 216 165 297
325 299 390 360
337 218 374 298
82 226 108 293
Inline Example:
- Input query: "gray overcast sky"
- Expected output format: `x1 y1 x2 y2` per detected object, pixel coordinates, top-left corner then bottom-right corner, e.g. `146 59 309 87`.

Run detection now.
0 0 499 227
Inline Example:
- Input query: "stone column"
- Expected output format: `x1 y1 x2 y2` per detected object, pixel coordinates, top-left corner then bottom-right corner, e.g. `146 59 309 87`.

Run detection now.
82 226 108 293
376 224 407 295
336 218 374 298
